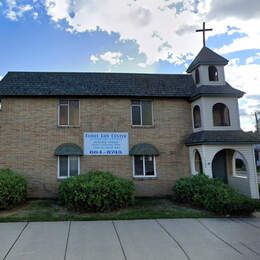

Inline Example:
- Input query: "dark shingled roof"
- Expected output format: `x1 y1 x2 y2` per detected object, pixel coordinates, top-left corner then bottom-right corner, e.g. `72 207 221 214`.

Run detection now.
0 71 244 99
185 131 260 146
54 143 83 156
190 83 244 101
129 143 159 156
0 72 196 98
186 47 228 73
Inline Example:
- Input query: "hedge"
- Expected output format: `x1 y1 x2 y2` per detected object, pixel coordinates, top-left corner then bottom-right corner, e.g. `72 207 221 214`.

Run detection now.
173 174 256 215
0 169 27 209
59 171 135 212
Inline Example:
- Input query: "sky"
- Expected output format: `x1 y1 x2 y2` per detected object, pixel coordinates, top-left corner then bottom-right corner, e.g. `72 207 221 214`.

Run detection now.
0 0 259 131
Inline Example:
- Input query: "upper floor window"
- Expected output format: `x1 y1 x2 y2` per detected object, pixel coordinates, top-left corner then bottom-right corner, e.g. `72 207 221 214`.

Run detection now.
208 66 218 81
213 103 230 126
193 105 201 128
195 68 200 84
131 100 153 126
58 100 79 126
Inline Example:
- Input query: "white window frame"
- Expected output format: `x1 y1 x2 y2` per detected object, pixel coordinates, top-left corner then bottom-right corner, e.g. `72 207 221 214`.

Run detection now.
232 152 248 179
57 156 80 179
58 99 80 127
132 155 157 178
131 100 154 126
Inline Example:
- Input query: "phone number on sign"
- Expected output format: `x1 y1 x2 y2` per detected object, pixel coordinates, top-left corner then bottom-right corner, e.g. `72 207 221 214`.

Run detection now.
89 150 123 155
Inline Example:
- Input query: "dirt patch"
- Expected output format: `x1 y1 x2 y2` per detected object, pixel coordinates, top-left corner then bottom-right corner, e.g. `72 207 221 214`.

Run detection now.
0 202 29 217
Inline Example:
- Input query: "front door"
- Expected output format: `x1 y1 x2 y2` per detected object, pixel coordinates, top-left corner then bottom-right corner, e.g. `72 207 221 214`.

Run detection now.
212 150 228 184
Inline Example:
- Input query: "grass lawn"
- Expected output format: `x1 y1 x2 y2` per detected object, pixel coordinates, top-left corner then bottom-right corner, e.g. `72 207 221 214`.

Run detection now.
0 198 213 222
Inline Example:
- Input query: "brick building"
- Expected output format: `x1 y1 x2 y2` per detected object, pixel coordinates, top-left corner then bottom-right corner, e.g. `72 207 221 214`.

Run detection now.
0 46 260 198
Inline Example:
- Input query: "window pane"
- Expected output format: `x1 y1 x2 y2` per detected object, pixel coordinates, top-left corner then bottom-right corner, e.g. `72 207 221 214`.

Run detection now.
132 105 141 125
59 156 68 177
213 103 230 126
208 66 218 81
142 101 152 125
69 100 79 126
134 156 144 176
69 156 79 176
223 107 230 126
145 156 155 176
59 104 68 125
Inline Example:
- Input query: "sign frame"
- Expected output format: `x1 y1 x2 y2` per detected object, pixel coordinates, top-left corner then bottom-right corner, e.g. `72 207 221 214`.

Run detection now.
84 132 129 156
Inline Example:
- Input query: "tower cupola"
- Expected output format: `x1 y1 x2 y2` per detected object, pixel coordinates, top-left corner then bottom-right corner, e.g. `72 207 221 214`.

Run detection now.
187 22 228 86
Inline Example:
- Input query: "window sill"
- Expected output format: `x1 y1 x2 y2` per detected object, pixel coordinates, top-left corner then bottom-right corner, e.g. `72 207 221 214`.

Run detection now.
57 177 68 181
131 125 155 129
213 125 231 127
231 175 248 179
57 125 81 128
133 176 158 180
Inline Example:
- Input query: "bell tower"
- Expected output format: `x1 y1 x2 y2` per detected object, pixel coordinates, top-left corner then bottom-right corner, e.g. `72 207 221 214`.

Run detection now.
187 22 243 132
187 22 228 86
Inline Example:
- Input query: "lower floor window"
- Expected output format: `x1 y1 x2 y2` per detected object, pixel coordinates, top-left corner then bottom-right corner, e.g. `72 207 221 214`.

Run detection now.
58 156 80 178
133 155 156 177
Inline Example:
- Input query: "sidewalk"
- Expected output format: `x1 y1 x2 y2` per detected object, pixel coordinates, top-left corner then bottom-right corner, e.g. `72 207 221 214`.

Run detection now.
0 218 260 260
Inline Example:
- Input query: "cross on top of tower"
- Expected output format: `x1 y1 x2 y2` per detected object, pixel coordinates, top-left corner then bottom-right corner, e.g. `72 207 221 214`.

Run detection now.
196 22 213 47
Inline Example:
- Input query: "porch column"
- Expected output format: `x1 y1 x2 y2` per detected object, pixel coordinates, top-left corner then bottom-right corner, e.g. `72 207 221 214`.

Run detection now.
200 145 214 178
247 145 260 199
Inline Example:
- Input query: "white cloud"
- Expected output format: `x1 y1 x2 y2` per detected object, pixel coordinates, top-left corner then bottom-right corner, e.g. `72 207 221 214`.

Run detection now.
100 52 123 65
90 51 123 65
90 55 99 64
5 1 33 21
138 62 147 68
43 0 204 66
207 0 260 20
45 0 70 22
2 0 260 67
246 52 260 65
225 62 260 131
32 11 38 20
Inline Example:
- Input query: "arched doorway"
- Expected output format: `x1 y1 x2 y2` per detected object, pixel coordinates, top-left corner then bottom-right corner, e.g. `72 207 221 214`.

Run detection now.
212 149 228 183
212 149 249 183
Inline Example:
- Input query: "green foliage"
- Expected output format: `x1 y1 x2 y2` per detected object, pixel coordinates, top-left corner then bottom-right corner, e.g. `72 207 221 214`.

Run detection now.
59 171 135 212
0 169 27 209
173 174 256 215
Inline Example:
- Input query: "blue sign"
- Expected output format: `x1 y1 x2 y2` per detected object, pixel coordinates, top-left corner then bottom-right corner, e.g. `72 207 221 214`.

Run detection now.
84 132 129 156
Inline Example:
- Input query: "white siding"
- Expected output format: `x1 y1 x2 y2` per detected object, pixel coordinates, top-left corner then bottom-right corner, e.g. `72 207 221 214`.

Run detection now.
191 97 241 132
191 65 226 86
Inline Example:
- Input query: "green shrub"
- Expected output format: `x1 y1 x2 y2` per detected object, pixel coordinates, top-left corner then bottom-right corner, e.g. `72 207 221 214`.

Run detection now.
173 174 256 215
0 169 27 209
59 171 135 212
